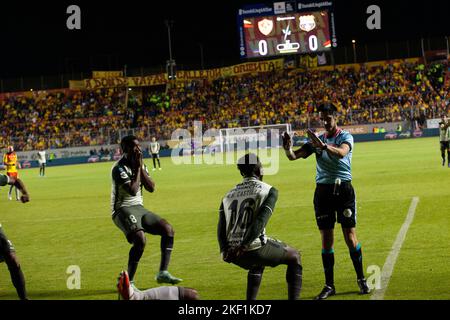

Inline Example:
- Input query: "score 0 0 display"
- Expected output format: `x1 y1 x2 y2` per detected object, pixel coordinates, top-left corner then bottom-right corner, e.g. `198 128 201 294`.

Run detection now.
242 11 331 58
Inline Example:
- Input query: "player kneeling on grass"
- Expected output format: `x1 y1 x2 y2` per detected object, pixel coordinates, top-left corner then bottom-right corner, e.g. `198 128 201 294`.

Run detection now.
117 270 199 300
217 153 302 300
0 173 30 300
111 135 182 287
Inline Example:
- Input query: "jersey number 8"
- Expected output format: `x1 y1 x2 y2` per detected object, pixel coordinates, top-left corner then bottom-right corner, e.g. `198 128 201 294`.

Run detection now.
129 215 138 224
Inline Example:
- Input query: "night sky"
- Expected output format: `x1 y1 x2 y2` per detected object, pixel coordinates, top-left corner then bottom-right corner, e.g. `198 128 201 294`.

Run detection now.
0 0 449 78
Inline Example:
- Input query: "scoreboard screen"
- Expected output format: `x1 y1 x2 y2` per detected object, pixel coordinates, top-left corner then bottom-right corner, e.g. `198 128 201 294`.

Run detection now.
242 11 331 58
237 1 337 59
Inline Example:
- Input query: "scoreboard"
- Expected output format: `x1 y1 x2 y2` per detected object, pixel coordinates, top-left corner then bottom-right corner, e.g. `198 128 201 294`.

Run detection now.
237 1 337 59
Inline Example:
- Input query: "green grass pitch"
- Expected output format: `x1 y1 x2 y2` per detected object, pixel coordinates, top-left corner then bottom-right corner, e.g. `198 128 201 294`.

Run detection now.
0 136 449 300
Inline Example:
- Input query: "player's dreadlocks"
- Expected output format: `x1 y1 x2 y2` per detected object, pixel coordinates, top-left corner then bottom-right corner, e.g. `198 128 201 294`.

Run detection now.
120 135 138 153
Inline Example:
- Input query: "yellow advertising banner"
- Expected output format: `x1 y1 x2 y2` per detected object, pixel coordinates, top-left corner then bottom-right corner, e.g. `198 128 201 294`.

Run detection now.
69 80 86 90
229 58 284 76
84 74 167 90
299 55 318 68
176 58 284 81
92 71 124 79
311 57 421 72
176 68 223 81
80 58 284 89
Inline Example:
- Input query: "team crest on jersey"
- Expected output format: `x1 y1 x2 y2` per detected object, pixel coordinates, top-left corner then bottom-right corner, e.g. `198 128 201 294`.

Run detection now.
299 15 316 32
118 168 129 179
258 18 274 36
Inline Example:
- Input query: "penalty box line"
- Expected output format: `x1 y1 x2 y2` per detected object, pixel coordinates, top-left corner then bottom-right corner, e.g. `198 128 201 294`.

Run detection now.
371 196 420 300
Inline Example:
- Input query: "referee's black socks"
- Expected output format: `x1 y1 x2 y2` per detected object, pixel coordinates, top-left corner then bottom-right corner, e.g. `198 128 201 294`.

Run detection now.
349 243 365 280
321 248 335 287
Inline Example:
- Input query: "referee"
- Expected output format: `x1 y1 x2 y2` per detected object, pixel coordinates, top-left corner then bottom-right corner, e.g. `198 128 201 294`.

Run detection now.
150 137 161 171
282 103 370 300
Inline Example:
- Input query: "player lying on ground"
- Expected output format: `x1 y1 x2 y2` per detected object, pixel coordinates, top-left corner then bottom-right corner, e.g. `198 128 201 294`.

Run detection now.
117 270 199 300
282 103 370 300
0 173 30 300
111 135 182 286
218 153 302 300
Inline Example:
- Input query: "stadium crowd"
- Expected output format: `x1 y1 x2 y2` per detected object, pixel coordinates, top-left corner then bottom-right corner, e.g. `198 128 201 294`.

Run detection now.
0 60 448 150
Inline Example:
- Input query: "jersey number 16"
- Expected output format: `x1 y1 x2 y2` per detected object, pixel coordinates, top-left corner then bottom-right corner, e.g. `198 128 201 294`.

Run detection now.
227 198 256 233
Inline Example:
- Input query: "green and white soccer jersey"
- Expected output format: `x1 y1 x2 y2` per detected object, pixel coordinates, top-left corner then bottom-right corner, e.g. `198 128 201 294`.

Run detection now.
111 158 149 216
220 177 273 251
439 122 450 142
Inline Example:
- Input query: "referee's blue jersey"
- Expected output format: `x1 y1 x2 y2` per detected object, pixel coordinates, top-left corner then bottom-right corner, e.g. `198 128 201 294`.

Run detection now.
307 128 354 184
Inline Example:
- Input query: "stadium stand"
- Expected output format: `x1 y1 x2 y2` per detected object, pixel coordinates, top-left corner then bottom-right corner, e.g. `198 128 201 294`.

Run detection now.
0 60 448 151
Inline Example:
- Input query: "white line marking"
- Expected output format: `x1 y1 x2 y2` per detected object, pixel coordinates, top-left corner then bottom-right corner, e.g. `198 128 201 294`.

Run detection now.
371 197 419 300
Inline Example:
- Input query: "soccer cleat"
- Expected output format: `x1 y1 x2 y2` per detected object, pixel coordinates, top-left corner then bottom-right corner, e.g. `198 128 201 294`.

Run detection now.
314 285 336 300
8 195 12 201
357 278 371 294
152 168 156 171
156 270 183 284
117 270 134 300
159 168 162 171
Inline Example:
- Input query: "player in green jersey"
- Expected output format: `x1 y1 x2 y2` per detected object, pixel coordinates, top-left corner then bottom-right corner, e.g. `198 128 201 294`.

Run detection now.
111 135 182 286
217 153 302 300
0 173 29 300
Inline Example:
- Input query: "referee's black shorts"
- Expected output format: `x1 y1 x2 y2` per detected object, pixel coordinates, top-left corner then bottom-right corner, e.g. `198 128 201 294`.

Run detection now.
440 141 449 150
313 181 356 230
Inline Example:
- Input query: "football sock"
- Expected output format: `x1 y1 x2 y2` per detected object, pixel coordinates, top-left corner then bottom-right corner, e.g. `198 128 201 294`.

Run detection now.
128 245 145 281
153 158 157 169
7 262 27 300
247 268 264 300
159 236 174 271
447 151 450 164
286 263 302 300
349 243 365 280
157 159 161 168
322 248 335 286
131 289 152 300
9 185 13 197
